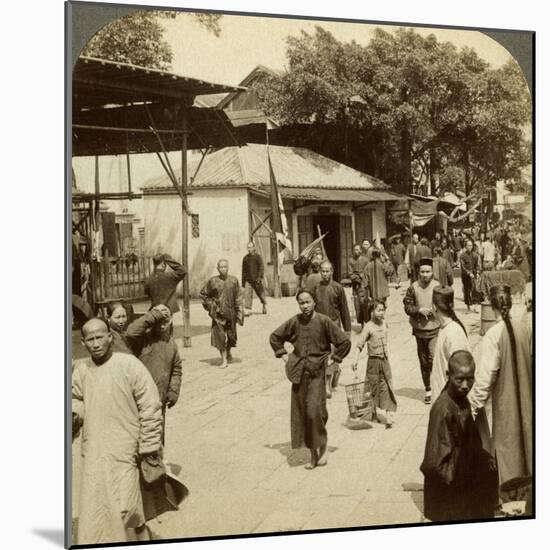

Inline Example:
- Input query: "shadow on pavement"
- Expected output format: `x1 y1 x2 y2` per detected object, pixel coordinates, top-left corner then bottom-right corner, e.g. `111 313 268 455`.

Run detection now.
265 442 338 467
402 482 424 515
394 388 425 403
173 325 212 338
199 357 243 367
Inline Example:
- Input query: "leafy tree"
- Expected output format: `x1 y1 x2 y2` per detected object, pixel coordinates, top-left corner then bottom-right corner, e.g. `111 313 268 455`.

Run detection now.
82 11 222 70
255 26 531 196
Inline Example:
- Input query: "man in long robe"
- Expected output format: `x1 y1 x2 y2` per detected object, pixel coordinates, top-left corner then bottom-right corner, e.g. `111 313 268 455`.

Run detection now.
460 239 481 313
200 259 244 369
421 350 497 522
270 290 351 469
312 261 352 396
72 318 163 545
389 236 406 288
364 249 392 306
468 294 532 492
432 247 454 288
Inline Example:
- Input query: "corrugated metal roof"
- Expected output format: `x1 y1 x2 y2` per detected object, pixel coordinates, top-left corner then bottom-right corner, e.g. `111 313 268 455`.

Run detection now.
143 144 389 191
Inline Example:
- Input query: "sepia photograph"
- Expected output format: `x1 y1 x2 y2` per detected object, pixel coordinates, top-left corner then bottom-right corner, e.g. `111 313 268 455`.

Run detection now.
67 1 533 547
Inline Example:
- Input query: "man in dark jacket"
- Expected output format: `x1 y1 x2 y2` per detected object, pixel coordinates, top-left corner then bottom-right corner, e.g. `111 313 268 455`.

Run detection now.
348 243 369 325
460 239 481 313
403 258 441 404
126 304 183 443
242 241 267 315
432 247 454 288
145 254 186 314
405 233 422 282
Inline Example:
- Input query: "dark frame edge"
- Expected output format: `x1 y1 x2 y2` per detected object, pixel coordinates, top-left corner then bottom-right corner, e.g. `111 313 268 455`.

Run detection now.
65 1 74 548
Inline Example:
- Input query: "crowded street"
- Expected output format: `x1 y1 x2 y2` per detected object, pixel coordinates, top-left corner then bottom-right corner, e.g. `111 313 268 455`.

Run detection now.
71 278 528 541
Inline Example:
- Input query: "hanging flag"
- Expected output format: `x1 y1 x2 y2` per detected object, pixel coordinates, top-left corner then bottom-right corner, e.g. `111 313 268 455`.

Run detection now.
268 149 292 265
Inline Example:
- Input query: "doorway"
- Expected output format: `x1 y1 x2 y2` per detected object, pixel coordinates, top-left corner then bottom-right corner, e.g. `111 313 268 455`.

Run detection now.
312 215 341 280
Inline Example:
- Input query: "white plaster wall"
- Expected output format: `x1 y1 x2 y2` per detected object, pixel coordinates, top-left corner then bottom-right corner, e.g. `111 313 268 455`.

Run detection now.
143 188 250 297
372 202 387 239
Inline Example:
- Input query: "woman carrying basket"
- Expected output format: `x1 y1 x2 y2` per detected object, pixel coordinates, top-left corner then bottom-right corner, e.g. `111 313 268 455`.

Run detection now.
351 300 397 428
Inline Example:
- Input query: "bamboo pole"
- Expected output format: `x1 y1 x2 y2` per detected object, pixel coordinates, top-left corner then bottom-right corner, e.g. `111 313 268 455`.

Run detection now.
181 112 192 347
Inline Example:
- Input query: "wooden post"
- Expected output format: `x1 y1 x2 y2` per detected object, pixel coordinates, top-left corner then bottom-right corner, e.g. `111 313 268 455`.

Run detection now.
181 112 192 347
408 198 414 243
272 236 280 298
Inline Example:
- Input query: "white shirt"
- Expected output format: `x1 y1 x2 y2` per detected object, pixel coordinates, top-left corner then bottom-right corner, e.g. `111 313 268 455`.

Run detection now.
481 240 497 263
468 321 505 416
431 318 472 400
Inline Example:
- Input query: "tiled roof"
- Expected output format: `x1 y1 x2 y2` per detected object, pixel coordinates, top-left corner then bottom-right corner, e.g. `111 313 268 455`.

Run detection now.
142 144 389 191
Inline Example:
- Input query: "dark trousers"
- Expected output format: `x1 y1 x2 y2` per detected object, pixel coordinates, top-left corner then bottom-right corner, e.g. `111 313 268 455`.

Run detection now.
290 370 328 450
415 336 437 390
366 356 397 412
211 318 237 352
352 286 368 324
461 274 474 306
244 280 266 308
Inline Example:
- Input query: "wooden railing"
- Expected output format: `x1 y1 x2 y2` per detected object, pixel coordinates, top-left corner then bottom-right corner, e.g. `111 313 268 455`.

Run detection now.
92 255 153 304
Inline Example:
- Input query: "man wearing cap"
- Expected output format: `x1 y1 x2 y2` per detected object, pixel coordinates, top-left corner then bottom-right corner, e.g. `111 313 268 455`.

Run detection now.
403 257 441 404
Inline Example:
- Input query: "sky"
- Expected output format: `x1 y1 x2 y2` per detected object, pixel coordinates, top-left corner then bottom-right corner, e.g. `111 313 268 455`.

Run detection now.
163 12 514 86
72 11 517 196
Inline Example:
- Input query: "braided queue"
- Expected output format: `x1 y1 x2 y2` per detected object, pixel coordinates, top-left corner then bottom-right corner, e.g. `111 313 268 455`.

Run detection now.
491 292 518 375
437 300 467 336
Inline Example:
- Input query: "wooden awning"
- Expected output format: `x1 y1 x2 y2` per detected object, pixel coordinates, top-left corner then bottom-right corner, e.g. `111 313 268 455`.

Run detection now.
72 56 246 156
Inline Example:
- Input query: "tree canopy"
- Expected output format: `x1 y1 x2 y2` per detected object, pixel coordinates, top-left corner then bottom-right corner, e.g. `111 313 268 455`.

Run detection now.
255 26 531 196
82 11 222 70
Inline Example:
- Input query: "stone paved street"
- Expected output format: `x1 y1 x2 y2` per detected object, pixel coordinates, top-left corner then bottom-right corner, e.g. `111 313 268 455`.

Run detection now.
71 278 528 541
